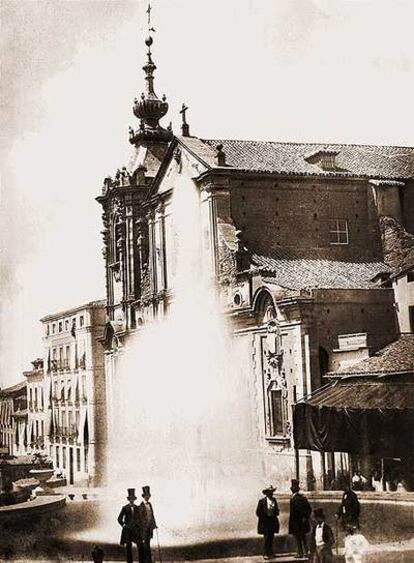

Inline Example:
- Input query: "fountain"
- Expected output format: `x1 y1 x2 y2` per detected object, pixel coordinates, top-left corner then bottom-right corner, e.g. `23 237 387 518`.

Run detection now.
99 170 264 544
29 468 55 497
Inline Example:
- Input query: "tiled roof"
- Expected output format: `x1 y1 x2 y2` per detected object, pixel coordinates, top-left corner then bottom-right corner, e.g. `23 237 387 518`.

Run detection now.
328 334 414 377
196 139 414 180
380 216 414 275
40 299 106 322
251 249 389 290
306 380 414 409
0 381 26 396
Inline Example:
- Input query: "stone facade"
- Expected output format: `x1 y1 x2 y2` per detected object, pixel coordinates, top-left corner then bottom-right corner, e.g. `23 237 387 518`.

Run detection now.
394 269 414 332
40 300 106 486
0 381 27 457
24 358 46 453
96 32 414 490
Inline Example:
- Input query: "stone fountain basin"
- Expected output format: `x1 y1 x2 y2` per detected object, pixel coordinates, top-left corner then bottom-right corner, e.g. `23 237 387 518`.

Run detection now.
0 495 66 522
29 468 54 482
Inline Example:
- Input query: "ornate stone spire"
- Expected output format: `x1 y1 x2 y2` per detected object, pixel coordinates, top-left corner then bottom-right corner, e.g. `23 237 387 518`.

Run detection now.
130 26 173 145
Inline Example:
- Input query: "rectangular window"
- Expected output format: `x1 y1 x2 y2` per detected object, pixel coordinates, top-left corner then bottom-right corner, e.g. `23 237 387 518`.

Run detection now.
52 323 56 334
84 447 88 473
269 389 284 436
41 421 44 437
329 219 349 245
34 388 38 407
79 315 84 327
65 345 70 370
65 319 69 331
62 447 66 469
76 448 81 472
56 446 60 468
59 347 63 370
35 420 39 437
46 325 50 336
58 321 63 333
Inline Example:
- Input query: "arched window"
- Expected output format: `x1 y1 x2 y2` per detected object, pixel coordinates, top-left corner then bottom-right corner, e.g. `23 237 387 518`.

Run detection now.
255 290 276 326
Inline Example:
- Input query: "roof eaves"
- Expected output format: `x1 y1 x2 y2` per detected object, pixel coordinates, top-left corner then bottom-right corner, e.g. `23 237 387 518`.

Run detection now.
144 137 179 202
327 369 414 379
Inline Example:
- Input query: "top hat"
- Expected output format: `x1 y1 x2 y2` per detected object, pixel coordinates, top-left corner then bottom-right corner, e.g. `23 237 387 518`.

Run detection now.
291 479 300 489
127 488 137 500
142 485 151 497
314 508 325 519
262 485 277 495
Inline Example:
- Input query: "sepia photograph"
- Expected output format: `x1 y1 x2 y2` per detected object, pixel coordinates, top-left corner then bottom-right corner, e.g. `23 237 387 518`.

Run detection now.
1 0 414 562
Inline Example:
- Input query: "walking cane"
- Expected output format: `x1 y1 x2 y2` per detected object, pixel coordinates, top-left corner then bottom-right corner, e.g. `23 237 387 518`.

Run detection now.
335 519 339 556
155 528 162 563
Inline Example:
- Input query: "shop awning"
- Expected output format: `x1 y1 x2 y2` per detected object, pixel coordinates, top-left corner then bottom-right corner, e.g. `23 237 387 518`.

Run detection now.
293 381 414 457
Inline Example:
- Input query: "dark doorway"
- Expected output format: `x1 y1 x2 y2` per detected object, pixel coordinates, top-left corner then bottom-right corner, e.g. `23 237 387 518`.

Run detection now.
319 346 329 378
69 447 74 485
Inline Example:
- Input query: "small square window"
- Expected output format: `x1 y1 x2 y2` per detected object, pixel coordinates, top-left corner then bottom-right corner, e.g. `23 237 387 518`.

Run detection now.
329 219 349 245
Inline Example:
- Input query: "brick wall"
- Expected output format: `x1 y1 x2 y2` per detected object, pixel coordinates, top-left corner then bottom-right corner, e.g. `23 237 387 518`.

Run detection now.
229 177 383 261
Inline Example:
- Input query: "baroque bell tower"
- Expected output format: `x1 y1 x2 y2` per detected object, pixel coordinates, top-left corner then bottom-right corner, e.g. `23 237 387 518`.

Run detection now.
97 15 173 341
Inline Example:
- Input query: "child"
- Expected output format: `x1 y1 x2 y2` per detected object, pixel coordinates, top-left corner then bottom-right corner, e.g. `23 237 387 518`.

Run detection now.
344 525 369 563
310 508 334 563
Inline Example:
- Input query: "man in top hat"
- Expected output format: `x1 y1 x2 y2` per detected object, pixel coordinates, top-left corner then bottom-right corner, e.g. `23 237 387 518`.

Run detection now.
117 488 141 563
336 484 360 530
310 508 334 563
256 485 280 559
288 479 312 559
137 485 157 563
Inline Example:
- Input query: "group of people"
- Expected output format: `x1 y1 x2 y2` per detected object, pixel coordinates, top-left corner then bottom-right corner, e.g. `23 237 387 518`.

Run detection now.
256 479 368 562
116 480 367 563
117 486 157 563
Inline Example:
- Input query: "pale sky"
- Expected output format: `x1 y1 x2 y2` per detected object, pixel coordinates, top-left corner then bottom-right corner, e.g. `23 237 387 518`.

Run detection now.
1 0 414 385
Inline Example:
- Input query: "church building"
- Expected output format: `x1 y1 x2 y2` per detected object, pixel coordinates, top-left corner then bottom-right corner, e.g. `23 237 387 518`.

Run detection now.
97 31 414 488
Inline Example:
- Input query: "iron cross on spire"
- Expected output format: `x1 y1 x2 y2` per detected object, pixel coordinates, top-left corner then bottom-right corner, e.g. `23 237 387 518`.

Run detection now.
146 2 156 34
180 103 190 137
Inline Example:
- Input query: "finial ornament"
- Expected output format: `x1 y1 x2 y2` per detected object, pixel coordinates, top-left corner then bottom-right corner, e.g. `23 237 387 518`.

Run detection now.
215 144 226 166
129 0 172 145
180 103 190 137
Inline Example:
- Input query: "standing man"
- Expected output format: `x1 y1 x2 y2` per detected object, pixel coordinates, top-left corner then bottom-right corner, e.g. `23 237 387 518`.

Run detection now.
118 488 141 563
336 484 360 530
310 508 334 563
256 485 280 560
289 479 312 559
137 485 157 563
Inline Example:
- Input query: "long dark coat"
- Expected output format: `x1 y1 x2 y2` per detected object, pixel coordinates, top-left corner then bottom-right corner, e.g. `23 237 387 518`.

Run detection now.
118 503 141 545
137 501 157 540
256 497 280 535
336 489 360 527
288 493 312 536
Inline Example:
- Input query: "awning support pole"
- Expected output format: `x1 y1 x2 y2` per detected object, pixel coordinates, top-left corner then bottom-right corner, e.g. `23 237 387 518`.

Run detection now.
321 452 326 490
293 385 300 482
